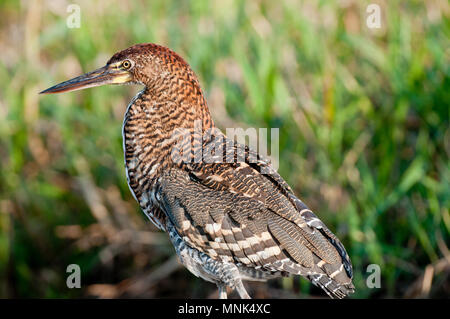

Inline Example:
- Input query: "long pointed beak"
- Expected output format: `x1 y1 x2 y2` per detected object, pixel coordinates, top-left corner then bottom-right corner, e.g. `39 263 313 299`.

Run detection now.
40 65 131 94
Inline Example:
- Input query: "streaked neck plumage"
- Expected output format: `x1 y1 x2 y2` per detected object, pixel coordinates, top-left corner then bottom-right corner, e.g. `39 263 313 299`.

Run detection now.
122 62 214 201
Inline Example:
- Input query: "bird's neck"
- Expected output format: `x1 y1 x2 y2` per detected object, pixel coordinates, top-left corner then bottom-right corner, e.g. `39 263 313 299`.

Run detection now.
143 74 215 131
122 84 215 197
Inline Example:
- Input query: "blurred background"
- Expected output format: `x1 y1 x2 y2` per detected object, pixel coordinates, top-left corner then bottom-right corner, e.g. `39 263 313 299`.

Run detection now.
0 0 449 299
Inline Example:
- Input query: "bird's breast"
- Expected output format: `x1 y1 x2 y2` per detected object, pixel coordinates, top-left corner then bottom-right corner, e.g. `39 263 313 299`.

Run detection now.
122 90 171 230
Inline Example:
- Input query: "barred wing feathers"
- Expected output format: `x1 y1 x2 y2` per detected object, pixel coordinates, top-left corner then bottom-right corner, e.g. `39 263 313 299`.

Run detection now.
156 133 354 298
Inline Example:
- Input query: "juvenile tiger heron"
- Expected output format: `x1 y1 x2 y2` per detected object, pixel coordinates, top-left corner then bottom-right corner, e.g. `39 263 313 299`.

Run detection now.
41 43 354 299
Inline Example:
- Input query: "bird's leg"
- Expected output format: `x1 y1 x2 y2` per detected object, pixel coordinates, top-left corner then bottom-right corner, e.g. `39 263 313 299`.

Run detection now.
218 284 227 299
235 280 251 299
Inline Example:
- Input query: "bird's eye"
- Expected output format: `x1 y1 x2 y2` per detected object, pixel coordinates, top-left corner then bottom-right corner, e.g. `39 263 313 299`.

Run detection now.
122 60 132 69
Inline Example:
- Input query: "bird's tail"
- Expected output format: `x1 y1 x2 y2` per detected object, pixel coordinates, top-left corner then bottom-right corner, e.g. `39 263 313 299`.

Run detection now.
308 270 355 299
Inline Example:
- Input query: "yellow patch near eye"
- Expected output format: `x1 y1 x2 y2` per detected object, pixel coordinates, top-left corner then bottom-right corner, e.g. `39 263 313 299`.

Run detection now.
112 73 132 84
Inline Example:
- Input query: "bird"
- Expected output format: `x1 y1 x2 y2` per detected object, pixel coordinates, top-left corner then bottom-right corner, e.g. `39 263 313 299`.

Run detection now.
40 43 355 299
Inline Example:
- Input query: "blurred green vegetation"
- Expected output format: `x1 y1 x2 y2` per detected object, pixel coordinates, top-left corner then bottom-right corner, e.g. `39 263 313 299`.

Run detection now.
0 0 449 298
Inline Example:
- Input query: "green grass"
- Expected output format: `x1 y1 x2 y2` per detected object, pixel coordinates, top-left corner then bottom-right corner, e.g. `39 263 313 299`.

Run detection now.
0 0 448 298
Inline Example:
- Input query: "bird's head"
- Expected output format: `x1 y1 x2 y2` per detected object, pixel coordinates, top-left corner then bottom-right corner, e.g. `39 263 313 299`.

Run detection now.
40 43 196 94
